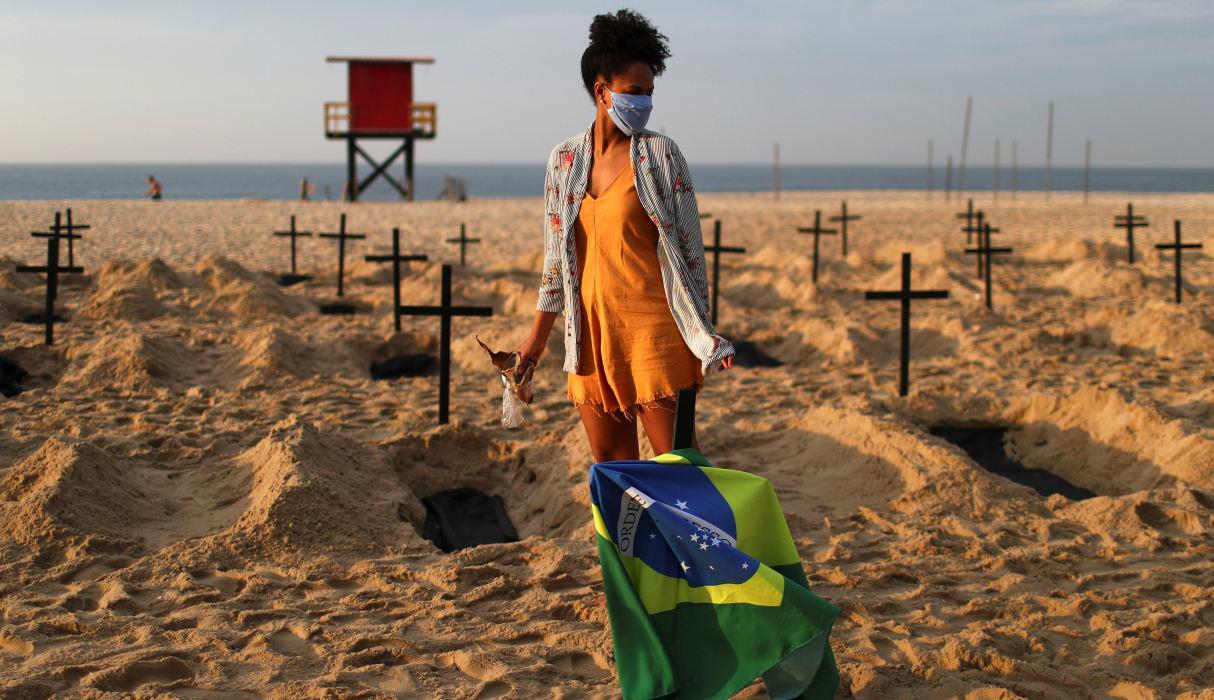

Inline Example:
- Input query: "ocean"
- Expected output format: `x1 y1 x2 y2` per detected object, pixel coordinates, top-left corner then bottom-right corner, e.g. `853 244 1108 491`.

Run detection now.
0 163 1210 201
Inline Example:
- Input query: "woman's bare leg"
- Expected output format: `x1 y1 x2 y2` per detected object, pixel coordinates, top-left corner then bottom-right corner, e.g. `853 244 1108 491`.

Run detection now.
577 404 641 462
637 394 700 456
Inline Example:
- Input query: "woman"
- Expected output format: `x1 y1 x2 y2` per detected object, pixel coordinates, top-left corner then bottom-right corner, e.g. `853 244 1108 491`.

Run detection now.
516 9 735 463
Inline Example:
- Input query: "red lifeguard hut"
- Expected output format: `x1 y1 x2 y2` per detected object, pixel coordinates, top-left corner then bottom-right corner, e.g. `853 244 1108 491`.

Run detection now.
324 56 437 202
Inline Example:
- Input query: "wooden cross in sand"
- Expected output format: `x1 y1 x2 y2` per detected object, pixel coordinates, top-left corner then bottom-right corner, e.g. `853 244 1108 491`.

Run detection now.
956 198 976 245
273 215 313 279
964 222 1013 310
960 209 985 252
673 387 697 450
967 212 1000 279
51 209 89 268
445 223 481 268
1154 220 1203 304
829 201 861 257
16 227 84 346
364 227 429 332
702 219 746 326
1114 202 1149 265
864 252 949 397
398 264 494 425
797 211 837 285
318 213 367 297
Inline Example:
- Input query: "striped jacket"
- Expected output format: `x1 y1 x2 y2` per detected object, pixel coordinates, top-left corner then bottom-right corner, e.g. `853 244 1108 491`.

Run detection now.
536 123 735 377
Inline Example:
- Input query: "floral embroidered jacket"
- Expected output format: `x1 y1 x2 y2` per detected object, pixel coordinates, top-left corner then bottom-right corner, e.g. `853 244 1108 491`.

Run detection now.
536 124 735 377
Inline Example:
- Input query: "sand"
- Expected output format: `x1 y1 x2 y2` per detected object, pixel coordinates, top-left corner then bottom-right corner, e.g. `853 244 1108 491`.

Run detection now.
1 191 1212 698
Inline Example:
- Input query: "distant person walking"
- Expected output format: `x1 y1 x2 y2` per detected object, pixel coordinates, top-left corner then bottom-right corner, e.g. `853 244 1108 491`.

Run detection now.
146 176 162 201
299 177 314 202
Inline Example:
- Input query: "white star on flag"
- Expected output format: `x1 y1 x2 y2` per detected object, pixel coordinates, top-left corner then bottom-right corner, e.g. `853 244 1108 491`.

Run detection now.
675 499 689 510
649 533 656 539
742 562 750 570
690 533 699 542
699 543 709 550
680 561 690 572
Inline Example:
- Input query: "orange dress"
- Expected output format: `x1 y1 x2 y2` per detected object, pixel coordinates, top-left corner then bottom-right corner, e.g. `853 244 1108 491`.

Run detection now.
567 163 704 420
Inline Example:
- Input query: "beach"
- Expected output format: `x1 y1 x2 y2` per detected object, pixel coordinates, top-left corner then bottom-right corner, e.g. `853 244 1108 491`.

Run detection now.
1 191 1212 698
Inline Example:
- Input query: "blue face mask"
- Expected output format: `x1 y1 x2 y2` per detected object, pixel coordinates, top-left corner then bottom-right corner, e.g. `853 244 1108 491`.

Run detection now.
605 89 653 136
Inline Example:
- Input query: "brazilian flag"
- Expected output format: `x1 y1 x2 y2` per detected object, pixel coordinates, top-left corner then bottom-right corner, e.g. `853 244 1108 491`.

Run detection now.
589 448 839 699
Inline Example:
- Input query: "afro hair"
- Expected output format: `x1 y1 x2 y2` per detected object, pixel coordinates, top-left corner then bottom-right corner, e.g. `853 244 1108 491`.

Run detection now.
580 9 671 101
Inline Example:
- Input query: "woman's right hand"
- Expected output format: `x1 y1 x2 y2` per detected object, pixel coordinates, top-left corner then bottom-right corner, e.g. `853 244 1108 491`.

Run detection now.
514 335 546 367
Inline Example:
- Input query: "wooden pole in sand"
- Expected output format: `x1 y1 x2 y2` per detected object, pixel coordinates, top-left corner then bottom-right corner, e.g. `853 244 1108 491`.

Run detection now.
1045 101 1055 200
773 142 781 201
957 96 973 197
1011 140 1019 200
945 156 954 201
673 387 697 450
1083 139 1092 205
926 139 934 199
993 139 1001 204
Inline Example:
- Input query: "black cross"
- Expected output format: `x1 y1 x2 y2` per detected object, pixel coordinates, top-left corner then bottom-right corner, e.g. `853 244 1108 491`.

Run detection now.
797 211 837 284
960 209 984 252
1114 202 1149 265
17 229 84 346
273 215 312 275
398 264 494 425
966 212 1000 279
702 219 746 326
364 227 429 332
445 223 481 268
964 222 1013 310
864 252 949 397
672 387 697 450
1154 220 1202 304
318 213 367 297
956 198 976 244
51 209 89 268
829 201 861 256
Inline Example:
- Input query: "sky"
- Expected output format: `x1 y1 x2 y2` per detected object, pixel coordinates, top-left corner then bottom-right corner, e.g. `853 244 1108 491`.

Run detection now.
2 1 1211 167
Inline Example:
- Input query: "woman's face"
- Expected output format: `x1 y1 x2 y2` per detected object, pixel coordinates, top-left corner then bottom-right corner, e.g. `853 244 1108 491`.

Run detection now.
594 61 654 111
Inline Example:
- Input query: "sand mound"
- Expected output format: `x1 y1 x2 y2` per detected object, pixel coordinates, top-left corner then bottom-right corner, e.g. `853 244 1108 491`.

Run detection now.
715 405 1031 528
1022 237 1098 263
1008 386 1214 495
1048 259 1152 298
0 288 36 322
1087 302 1214 359
94 258 183 292
77 284 168 321
752 314 962 366
869 260 975 300
472 276 540 316
62 332 194 391
872 239 951 269
193 255 310 318
232 325 365 381
1057 486 1214 547
759 317 876 364
0 437 148 548
0 256 38 291
217 416 426 554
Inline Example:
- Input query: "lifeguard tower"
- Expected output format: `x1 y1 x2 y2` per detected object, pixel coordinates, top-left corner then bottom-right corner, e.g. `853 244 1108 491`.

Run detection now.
324 56 437 202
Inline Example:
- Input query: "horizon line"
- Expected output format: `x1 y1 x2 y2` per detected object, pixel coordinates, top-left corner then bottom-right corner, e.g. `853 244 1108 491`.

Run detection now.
1 161 1210 171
